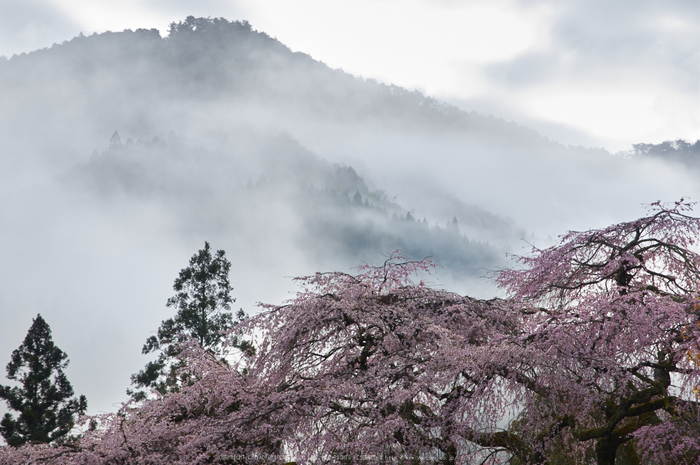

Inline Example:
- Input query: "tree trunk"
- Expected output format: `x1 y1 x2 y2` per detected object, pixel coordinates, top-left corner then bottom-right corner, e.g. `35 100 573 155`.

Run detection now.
596 436 620 465
615 441 641 465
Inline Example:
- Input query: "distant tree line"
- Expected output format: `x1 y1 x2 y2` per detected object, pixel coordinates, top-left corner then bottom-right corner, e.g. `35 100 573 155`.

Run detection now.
632 139 700 167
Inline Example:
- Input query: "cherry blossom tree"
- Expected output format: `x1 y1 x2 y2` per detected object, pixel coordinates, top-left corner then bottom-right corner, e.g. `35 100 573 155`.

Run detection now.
244 256 523 464
495 200 700 464
2 201 699 465
232 198 700 464
1 256 523 464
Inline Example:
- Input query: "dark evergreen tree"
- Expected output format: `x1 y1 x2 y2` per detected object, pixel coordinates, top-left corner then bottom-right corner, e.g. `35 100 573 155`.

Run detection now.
129 242 250 400
0 315 87 447
108 130 122 150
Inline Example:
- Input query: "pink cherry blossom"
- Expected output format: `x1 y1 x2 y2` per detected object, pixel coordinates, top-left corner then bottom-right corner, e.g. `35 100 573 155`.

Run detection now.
2 202 698 465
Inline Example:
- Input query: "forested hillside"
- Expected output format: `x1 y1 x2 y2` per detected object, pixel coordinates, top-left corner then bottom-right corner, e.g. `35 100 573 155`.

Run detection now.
0 15 537 275
63 130 507 278
0 17 548 139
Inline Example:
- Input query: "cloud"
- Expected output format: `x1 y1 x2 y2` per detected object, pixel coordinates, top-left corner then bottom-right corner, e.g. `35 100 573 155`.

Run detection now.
57 0 248 38
464 0 700 148
487 1 698 90
0 0 80 57
0 0 249 59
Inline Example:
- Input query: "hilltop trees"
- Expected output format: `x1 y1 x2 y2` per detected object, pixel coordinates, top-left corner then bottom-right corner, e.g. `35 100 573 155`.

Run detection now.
632 139 700 169
128 242 249 400
1 202 699 464
0 315 87 447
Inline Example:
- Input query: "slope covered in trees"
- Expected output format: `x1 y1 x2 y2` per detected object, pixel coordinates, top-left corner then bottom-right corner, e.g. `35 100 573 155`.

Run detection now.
0 15 682 248
0 17 547 141
62 130 509 279
0 14 603 206
0 15 534 289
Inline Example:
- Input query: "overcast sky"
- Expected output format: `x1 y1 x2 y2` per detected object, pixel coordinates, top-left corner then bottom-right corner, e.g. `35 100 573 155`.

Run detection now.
1 0 697 152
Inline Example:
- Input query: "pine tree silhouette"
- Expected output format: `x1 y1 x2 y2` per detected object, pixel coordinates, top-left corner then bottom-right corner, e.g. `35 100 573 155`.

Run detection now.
0 315 87 446
129 242 251 400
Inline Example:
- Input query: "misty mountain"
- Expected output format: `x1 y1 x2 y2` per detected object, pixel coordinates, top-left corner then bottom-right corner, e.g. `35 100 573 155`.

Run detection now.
62 129 507 279
0 17 547 137
1 15 693 286
3 16 642 251
0 15 574 184
1 15 531 275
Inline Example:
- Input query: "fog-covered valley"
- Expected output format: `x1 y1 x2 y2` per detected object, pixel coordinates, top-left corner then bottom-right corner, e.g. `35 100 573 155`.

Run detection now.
1 17 698 415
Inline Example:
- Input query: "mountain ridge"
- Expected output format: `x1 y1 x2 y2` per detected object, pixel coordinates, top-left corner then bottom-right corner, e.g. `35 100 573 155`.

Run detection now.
0 16 565 156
